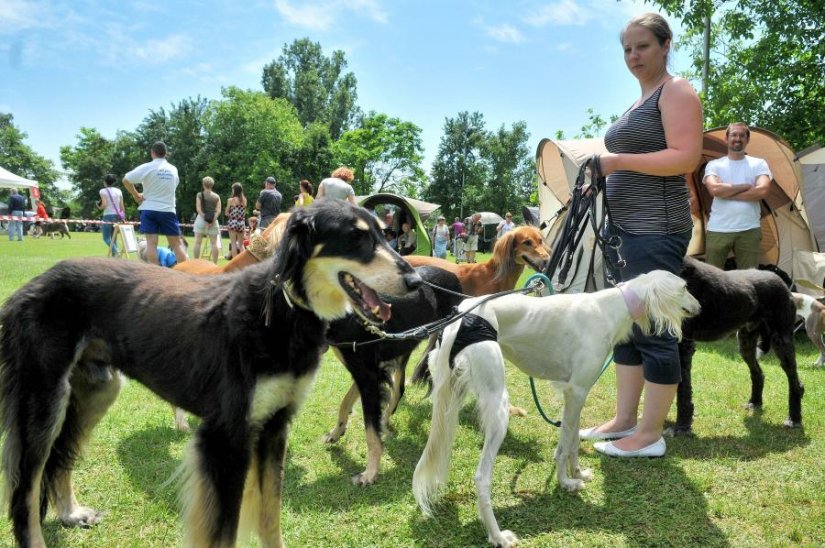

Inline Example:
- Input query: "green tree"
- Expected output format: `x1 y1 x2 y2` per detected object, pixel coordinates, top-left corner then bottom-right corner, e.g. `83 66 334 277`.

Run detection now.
60 127 116 219
425 112 488 221
333 112 425 197
262 38 360 139
650 0 824 150
0 113 60 208
482 121 534 218
203 87 304 213
290 122 335 190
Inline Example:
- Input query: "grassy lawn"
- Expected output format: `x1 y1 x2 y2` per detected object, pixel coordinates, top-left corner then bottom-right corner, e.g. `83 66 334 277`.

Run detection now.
0 233 823 546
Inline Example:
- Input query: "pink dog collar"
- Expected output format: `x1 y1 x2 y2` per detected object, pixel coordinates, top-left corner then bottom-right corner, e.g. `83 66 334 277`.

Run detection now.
617 282 645 322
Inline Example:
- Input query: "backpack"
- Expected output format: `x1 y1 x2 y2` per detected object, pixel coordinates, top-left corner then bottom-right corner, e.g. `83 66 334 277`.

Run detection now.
200 192 216 223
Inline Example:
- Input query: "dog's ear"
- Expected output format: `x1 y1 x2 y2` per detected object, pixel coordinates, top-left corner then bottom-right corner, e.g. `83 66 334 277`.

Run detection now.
636 272 688 339
270 208 315 288
492 231 518 282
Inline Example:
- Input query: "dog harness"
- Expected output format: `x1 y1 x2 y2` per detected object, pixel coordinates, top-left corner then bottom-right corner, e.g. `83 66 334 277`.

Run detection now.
447 313 498 368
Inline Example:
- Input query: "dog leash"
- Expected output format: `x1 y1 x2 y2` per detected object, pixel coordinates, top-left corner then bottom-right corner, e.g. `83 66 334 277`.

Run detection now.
528 157 620 428
326 278 548 351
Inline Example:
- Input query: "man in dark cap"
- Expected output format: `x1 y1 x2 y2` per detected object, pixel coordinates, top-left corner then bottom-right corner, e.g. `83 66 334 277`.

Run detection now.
255 176 282 229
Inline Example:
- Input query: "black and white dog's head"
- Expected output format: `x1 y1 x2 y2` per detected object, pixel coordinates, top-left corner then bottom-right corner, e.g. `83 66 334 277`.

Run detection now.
269 200 422 323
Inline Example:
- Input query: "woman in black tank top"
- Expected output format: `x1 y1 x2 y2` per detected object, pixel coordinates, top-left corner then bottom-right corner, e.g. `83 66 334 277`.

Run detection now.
578 13 703 459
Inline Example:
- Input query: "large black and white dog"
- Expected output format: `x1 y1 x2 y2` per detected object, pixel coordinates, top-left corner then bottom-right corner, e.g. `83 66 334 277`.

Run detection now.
0 201 421 547
676 257 804 434
324 266 463 485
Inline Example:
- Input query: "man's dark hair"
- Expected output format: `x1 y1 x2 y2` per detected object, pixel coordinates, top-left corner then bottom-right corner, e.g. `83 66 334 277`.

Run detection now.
151 141 168 157
726 122 751 139
104 174 117 186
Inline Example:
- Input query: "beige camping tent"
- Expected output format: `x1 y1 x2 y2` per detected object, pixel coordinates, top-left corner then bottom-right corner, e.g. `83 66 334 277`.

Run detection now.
536 127 817 292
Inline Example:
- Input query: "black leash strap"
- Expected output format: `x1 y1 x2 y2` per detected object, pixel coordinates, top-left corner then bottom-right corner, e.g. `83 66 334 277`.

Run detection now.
542 155 625 287
327 279 547 350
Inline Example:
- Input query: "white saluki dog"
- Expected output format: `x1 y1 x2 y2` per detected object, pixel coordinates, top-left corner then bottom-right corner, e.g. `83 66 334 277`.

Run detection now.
413 270 701 547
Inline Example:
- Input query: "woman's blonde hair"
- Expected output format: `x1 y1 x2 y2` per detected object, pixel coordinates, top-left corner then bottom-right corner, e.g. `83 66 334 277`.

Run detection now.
331 166 354 182
202 176 215 189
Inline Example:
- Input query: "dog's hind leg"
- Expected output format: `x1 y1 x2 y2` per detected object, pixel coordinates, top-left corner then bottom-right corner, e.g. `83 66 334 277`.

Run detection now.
555 385 592 491
675 340 696 435
771 330 804 427
47 357 122 529
382 355 411 432
2 364 73 547
738 326 766 411
467 343 518 548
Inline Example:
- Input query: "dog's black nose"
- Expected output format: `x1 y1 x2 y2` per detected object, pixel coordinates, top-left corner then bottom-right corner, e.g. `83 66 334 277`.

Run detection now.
404 271 423 290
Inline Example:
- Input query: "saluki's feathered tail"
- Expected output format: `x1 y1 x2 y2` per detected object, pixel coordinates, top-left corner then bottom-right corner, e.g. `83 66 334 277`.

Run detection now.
413 326 468 516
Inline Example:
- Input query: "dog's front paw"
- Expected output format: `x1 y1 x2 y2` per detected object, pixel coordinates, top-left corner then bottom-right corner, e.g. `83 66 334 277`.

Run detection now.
59 506 103 528
323 424 346 443
560 478 585 492
574 468 593 482
743 401 763 411
490 529 519 547
783 417 803 428
351 470 377 486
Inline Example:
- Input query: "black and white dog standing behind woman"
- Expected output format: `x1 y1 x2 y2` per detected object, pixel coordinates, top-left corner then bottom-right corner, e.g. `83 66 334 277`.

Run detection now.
0 201 421 548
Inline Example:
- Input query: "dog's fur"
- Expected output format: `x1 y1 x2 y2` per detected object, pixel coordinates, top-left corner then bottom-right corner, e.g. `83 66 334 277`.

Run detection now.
676 257 805 434
0 201 421 547
413 271 700 547
407 226 550 385
323 266 463 485
41 221 71 239
791 293 825 366
173 213 290 275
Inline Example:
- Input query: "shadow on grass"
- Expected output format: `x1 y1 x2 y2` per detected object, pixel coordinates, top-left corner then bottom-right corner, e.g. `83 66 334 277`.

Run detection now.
407 450 731 547
671 413 809 460
116 425 189 513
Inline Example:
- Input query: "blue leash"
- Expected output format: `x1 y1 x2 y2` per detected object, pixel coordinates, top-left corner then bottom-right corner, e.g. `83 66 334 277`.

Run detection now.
523 273 614 428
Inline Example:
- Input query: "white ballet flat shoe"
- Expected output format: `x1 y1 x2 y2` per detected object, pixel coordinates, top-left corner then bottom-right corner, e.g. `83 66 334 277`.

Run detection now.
579 425 637 441
594 437 666 458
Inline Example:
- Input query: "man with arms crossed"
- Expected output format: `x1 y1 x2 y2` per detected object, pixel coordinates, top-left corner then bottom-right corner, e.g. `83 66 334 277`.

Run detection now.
703 122 771 270
123 141 188 266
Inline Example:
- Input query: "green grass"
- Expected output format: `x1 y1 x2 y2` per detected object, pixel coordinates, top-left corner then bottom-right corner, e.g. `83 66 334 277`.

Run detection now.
1 234 824 546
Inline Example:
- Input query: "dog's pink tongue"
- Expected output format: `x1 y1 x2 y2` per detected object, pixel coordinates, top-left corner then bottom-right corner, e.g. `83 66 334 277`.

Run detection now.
360 285 392 322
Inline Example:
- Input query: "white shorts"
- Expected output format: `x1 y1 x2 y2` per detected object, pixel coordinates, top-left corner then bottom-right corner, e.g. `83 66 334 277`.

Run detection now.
194 214 220 236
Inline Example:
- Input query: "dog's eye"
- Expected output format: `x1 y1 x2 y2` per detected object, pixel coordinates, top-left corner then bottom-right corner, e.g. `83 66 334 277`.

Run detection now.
522 240 533 247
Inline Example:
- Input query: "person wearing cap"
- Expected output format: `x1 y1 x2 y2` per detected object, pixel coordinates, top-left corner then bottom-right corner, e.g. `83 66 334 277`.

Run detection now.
431 215 450 259
255 176 283 229
316 166 357 203
123 141 188 266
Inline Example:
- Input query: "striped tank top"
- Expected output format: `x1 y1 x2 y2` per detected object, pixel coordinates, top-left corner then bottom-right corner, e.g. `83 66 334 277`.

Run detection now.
603 82 693 235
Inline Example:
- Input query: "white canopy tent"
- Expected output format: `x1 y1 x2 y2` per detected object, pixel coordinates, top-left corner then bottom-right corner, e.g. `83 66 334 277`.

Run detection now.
0 166 39 190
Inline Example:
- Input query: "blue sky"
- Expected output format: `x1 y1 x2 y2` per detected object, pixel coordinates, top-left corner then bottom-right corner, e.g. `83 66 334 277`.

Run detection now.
1 0 689 187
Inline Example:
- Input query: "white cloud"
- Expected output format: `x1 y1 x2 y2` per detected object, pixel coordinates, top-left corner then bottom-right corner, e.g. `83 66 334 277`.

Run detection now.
524 0 592 27
131 34 191 63
0 0 46 29
555 42 574 52
274 0 387 31
486 24 524 44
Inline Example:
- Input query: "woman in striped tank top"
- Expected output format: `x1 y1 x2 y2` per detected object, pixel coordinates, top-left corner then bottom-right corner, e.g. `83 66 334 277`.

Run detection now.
579 13 703 458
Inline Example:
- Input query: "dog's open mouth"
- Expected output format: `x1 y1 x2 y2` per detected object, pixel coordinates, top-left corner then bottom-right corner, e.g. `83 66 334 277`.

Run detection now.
522 254 548 272
339 272 392 324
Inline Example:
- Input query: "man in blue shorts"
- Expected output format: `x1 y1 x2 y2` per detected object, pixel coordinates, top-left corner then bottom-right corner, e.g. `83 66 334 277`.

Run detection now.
123 141 188 265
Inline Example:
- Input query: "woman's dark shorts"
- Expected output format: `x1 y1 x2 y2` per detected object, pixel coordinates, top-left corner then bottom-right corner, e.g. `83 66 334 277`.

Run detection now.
605 227 691 384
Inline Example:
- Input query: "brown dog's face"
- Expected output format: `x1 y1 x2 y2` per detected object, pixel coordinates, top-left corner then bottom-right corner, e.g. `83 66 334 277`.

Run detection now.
510 226 550 271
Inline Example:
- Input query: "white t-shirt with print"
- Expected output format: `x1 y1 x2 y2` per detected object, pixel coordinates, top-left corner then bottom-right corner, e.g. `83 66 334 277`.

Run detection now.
704 155 771 232
124 158 179 213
